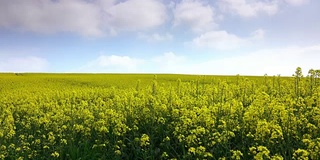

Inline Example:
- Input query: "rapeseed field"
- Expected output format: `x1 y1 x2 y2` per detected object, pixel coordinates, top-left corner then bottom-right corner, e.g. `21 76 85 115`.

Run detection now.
0 68 320 159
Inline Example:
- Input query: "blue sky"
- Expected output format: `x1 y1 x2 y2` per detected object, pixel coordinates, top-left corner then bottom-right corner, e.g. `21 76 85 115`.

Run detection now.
0 0 319 76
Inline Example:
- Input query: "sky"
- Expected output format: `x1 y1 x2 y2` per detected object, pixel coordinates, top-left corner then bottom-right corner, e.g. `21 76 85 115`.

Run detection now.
0 0 319 76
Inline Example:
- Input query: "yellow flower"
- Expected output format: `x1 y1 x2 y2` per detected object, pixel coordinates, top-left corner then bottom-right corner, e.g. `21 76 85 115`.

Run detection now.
114 150 122 156
161 152 169 158
188 147 196 155
163 136 170 142
60 139 67 145
51 151 59 158
293 149 309 160
140 134 150 147
231 150 243 160
48 132 55 143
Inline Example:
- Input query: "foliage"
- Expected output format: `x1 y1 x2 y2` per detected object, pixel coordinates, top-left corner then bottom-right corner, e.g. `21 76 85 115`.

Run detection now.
0 69 320 159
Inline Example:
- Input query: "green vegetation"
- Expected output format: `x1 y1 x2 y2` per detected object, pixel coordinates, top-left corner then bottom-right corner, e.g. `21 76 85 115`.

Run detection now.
1 68 320 159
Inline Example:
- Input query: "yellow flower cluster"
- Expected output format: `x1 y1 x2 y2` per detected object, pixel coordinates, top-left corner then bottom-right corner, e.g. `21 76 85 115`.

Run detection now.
0 69 319 159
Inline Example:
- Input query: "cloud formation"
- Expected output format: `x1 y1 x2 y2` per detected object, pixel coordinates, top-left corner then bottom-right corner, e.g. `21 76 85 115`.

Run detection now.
0 0 167 37
0 56 49 72
0 0 317 76
191 45 320 76
153 52 187 72
138 33 173 42
250 29 265 40
0 0 104 36
79 55 144 73
106 0 167 33
219 0 279 17
285 0 309 6
173 0 217 33
0 0 311 38
218 0 310 18
76 43 320 75
142 45 319 76
191 29 264 50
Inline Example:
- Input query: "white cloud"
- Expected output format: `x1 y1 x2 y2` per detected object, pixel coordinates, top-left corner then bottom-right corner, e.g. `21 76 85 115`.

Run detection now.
0 0 167 37
138 33 173 42
79 55 144 73
173 0 217 33
107 0 167 33
192 30 248 50
75 45 320 75
0 0 104 37
184 44 320 76
192 30 244 49
284 0 309 6
153 52 186 69
219 0 279 17
148 52 188 73
0 56 49 72
77 52 187 73
250 29 265 40
191 29 265 50
96 55 142 68
137 45 320 76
